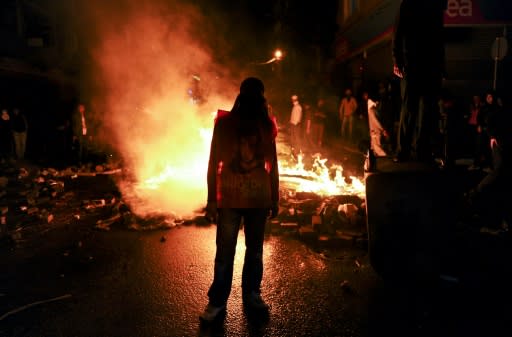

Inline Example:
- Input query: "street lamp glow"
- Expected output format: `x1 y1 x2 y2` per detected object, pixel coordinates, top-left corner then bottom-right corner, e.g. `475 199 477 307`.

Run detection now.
274 49 283 61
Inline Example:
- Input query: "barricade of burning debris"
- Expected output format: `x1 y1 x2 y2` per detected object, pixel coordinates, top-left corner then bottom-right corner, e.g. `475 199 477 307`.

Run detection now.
93 200 180 232
270 189 368 248
1 158 368 250
0 162 123 247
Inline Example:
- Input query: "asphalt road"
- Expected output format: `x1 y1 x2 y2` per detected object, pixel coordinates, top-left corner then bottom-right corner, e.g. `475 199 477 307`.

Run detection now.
2 217 512 337
1 140 512 337
1 223 376 337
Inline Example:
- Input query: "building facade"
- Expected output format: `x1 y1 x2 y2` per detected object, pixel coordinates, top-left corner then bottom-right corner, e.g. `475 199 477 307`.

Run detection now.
0 0 79 105
332 0 512 99
0 0 81 160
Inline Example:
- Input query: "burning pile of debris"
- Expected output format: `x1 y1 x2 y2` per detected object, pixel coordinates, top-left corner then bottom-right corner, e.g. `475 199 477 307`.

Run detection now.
0 161 125 247
271 190 366 245
0 149 368 250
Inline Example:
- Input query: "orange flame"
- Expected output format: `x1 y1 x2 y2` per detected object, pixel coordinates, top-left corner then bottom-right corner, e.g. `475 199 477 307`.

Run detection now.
84 0 365 219
278 152 365 198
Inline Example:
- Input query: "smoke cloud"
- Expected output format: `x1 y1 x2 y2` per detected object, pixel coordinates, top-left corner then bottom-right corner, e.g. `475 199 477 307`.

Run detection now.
77 0 252 218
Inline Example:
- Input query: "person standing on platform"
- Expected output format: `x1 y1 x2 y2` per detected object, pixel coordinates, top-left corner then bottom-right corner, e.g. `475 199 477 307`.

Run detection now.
392 0 448 163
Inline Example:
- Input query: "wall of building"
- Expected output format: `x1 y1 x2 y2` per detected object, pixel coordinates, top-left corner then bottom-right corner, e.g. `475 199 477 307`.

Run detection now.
332 0 512 99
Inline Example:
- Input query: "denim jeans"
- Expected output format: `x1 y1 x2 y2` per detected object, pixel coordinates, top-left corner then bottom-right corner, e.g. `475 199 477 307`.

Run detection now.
207 208 268 306
396 73 442 160
341 114 354 141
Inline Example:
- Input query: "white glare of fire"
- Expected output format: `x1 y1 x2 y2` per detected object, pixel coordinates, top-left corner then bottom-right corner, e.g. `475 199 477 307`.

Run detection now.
136 121 364 200
137 126 213 191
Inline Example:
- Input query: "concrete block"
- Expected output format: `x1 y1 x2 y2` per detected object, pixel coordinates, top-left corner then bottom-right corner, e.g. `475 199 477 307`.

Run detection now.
299 225 318 240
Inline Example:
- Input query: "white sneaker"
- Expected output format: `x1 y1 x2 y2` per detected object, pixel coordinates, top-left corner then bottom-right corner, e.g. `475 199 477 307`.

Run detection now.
199 303 226 322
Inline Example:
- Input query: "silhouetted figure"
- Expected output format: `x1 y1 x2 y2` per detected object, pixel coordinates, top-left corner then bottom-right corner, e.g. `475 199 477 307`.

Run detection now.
303 101 314 148
53 108 72 166
72 103 89 165
392 0 447 163
474 91 497 170
467 97 512 230
201 77 279 322
289 94 303 155
354 90 369 146
466 94 483 169
377 81 394 151
0 109 12 163
338 88 358 142
11 108 28 161
311 98 327 148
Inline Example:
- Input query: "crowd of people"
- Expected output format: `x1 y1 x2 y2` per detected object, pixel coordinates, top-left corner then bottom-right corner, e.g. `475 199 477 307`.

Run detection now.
0 107 28 164
280 78 510 233
0 101 102 168
282 80 401 158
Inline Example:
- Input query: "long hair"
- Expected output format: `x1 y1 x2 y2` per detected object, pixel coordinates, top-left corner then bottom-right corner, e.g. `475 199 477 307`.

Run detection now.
230 78 273 132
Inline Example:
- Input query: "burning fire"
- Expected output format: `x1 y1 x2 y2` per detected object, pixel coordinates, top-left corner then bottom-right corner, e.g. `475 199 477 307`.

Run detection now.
278 152 365 198
127 126 366 218
83 0 365 219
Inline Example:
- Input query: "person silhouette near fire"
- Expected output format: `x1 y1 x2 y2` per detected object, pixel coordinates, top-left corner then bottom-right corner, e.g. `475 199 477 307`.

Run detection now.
72 103 90 166
201 77 279 323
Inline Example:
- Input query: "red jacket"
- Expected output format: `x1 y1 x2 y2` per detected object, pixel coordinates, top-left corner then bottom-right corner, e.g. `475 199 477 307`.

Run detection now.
207 110 279 209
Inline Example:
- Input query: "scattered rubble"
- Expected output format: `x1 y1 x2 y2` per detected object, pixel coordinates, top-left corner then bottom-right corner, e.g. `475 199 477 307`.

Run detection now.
0 161 126 247
272 189 367 248
1 160 369 251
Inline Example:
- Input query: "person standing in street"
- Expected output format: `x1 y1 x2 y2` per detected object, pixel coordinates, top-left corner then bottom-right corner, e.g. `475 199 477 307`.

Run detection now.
367 94 388 157
311 98 327 148
11 108 28 161
201 77 279 323
473 91 497 170
392 0 448 163
0 109 12 163
72 103 89 165
338 88 358 142
466 94 483 169
289 94 303 156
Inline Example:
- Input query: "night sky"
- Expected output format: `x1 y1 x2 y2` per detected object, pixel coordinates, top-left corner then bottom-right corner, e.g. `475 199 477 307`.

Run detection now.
196 0 339 59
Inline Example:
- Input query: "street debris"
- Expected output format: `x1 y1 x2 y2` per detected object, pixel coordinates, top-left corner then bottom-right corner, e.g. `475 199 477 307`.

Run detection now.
1 158 369 251
439 274 459 284
0 294 72 322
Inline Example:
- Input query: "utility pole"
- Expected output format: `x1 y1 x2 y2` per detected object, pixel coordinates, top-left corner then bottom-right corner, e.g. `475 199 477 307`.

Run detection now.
491 26 508 91
15 0 24 38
